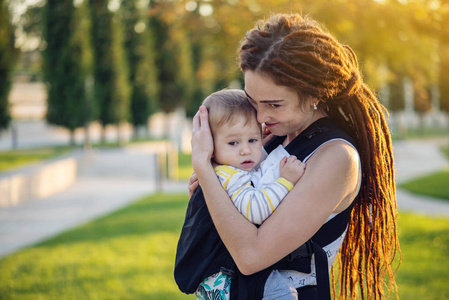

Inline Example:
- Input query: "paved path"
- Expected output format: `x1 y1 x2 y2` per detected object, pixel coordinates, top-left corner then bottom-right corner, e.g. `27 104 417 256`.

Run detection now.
0 148 186 258
0 137 448 259
393 137 449 217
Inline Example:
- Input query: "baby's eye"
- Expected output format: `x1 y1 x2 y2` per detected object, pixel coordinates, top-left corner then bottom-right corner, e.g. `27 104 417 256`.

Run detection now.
249 139 258 143
228 141 237 146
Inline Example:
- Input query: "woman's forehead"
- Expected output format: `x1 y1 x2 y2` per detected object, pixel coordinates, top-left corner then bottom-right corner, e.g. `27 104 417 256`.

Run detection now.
244 71 296 102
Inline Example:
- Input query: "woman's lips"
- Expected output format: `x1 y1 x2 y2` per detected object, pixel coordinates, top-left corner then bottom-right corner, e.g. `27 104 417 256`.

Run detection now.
264 123 277 128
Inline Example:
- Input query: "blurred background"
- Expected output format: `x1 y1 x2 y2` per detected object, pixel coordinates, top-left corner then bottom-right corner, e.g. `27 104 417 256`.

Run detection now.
1 0 448 150
1 1 449 299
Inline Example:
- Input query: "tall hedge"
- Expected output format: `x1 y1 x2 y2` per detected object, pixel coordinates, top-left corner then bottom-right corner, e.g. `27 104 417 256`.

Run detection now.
43 0 92 145
148 3 194 115
121 0 158 137
88 0 130 142
0 0 16 131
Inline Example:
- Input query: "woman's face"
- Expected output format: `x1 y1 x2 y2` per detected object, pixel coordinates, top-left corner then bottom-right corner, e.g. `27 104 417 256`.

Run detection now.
244 70 324 141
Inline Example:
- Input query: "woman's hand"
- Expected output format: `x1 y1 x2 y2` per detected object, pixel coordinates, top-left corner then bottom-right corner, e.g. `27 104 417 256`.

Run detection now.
188 161 220 198
191 105 214 177
188 172 199 198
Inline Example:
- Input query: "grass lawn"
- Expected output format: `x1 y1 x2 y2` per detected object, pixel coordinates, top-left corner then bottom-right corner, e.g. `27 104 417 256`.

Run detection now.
400 168 449 201
0 147 72 173
177 152 193 180
393 212 449 299
0 193 448 299
0 144 193 181
399 144 449 201
0 193 194 300
391 128 449 140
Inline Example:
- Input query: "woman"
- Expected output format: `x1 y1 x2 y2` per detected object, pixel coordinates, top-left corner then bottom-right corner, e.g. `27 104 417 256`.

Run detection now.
189 13 399 299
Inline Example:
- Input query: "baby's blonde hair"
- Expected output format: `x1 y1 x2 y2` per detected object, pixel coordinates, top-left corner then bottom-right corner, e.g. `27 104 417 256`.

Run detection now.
202 89 260 135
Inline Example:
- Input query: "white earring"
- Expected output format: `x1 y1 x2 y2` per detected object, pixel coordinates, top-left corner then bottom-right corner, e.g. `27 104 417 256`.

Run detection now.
313 103 317 110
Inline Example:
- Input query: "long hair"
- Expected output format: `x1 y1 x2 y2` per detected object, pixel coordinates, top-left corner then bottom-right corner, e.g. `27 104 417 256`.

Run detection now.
239 14 400 300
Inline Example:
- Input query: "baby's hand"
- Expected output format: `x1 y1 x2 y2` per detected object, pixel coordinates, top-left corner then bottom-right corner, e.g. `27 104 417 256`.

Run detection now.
279 155 306 185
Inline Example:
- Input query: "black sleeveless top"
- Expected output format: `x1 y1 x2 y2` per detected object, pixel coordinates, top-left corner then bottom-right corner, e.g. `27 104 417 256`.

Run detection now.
175 117 359 300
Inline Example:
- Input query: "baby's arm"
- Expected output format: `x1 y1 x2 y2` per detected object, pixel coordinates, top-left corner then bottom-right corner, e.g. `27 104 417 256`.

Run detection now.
279 155 306 185
215 161 305 225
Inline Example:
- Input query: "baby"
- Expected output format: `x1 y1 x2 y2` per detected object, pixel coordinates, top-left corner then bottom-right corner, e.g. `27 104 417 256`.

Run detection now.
203 89 305 225
195 89 306 299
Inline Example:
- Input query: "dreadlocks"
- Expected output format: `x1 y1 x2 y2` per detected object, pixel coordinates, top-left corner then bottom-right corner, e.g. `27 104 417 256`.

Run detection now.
239 13 400 300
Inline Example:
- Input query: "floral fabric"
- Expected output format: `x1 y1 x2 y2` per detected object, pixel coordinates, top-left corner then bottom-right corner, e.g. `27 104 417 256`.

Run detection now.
195 272 231 300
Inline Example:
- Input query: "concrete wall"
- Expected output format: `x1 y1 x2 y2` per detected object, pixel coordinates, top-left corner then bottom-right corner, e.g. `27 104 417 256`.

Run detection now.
126 141 179 181
0 157 77 207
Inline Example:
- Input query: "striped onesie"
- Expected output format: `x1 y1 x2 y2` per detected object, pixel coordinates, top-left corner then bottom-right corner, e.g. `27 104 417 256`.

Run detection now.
195 145 298 299
214 145 293 225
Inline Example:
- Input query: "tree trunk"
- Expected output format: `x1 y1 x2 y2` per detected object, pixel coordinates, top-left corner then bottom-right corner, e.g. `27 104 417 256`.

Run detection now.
164 112 170 139
117 121 123 147
418 114 425 134
84 122 91 151
101 124 107 144
133 125 139 141
12 124 18 149
145 123 150 139
69 129 75 147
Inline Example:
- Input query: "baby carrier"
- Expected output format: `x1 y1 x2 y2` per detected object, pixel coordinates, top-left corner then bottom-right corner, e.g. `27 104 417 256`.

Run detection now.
174 117 358 300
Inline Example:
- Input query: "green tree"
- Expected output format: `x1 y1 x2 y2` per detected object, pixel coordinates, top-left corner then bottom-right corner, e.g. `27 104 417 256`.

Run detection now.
149 2 196 113
185 42 205 118
148 1 195 137
42 0 92 146
120 0 158 138
12 1 44 81
439 43 449 115
148 10 177 113
0 0 17 132
88 0 130 144
180 1 255 117
173 7 207 118
74 0 96 147
436 2 449 118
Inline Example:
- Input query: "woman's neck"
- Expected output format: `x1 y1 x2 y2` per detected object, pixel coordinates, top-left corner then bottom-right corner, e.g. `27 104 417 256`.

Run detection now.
283 111 328 147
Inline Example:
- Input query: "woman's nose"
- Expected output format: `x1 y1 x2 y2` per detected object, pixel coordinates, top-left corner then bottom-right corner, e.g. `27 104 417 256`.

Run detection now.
257 109 269 124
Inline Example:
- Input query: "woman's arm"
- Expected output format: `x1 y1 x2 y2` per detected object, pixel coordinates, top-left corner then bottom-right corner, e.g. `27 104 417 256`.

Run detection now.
192 106 360 275
216 165 295 225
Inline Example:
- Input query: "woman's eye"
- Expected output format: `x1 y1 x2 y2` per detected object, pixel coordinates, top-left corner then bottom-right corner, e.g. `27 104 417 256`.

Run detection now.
270 104 280 109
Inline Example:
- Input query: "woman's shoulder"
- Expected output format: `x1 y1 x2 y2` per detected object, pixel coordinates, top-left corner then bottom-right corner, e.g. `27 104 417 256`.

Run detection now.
306 139 361 212
310 139 359 167
318 138 358 154
303 140 360 195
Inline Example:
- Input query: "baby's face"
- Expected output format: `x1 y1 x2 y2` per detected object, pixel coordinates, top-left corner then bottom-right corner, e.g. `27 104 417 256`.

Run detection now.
213 117 262 172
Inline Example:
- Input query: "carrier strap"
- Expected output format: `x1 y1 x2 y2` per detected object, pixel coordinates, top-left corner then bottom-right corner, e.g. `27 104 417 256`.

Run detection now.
304 201 354 300
313 240 331 300
265 117 357 300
